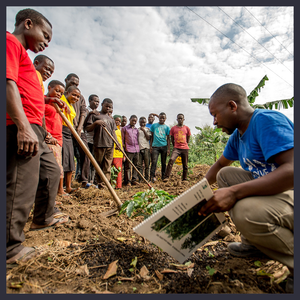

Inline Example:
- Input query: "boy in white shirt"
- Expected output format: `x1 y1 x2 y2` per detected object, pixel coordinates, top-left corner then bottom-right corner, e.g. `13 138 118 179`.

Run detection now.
137 117 152 181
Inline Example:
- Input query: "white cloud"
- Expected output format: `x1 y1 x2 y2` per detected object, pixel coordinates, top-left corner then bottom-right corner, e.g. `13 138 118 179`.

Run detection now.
6 6 294 134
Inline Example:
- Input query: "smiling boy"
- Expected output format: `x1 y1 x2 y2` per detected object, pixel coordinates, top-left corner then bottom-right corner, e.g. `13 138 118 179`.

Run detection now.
6 8 68 265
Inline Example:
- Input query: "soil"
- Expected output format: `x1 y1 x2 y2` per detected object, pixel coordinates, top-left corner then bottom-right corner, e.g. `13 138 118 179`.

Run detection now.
6 164 290 294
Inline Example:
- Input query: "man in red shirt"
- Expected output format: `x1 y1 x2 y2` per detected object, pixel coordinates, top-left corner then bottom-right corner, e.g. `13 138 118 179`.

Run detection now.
6 8 68 266
163 113 191 182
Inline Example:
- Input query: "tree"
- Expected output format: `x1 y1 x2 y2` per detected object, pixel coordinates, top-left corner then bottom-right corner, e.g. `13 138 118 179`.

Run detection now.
191 75 294 110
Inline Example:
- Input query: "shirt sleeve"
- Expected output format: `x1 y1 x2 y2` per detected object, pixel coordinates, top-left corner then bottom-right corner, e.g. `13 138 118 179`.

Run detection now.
254 112 294 162
6 38 20 82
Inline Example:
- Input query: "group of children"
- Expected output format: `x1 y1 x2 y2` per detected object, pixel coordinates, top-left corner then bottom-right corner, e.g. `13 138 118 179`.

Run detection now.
6 8 192 265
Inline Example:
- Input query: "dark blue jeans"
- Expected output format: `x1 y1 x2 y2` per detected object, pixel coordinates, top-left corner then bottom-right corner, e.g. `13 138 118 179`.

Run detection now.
150 146 168 179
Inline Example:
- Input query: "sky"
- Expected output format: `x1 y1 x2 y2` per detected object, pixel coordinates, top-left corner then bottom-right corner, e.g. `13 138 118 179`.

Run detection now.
6 6 294 135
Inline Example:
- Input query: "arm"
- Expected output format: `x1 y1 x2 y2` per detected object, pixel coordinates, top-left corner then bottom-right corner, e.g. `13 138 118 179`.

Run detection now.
200 148 294 216
45 96 69 113
140 127 151 140
171 135 175 147
167 135 170 156
150 132 153 153
6 79 39 157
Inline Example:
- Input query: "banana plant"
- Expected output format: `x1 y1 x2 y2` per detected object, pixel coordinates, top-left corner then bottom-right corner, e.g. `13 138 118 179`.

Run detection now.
191 75 294 110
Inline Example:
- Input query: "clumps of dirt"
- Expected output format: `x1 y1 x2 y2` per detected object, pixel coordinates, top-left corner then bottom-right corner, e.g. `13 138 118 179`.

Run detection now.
6 165 289 294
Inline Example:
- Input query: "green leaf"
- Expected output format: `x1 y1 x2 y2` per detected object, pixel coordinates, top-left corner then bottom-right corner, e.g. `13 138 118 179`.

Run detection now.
254 261 262 267
130 256 138 268
126 201 135 217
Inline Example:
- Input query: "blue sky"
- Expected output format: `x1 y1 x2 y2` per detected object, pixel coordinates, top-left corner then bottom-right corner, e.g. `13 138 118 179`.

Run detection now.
6 6 294 134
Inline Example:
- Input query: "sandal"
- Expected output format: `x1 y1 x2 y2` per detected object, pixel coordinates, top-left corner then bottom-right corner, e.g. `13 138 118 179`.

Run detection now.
53 206 68 219
6 247 40 268
84 183 96 189
29 216 69 231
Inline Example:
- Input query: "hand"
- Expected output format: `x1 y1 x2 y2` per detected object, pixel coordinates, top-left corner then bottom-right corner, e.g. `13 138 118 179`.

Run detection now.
167 150 170 156
198 187 237 216
76 125 82 136
47 97 69 113
95 120 106 127
17 125 39 157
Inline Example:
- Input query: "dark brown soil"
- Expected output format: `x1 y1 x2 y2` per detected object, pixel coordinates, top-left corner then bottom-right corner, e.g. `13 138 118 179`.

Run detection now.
6 164 289 294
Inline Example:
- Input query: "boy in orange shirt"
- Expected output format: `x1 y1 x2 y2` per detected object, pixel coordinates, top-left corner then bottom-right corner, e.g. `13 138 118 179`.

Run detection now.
163 113 191 182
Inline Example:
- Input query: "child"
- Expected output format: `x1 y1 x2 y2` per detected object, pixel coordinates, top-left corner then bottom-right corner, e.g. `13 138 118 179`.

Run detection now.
122 115 140 186
150 112 170 182
121 115 127 128
85 98 119 189
61 86 81 194
146 113 159 129
112 116 124 189
163 113 191 182
85 94 100 186
137 116 151 181
33 54 55 94
6 8 68 263
44 80 69 196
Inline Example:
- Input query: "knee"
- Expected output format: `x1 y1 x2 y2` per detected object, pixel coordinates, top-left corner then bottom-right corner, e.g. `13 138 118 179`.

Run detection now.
216 167 231 188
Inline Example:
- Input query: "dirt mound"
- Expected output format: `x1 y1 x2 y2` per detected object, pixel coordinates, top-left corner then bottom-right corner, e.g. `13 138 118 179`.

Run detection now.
6 165 288 294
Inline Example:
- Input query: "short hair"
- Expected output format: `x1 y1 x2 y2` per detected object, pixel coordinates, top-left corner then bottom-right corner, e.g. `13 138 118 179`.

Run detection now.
139 116 146 121
122 115 127 119
130 115 138 120
15 8 52 28
34 54 54 65
211 83 247 101
66 85 80 93
65 73 79 81
102 98 113 104
159 112 166 117
48 80 65 89
88 94 99 102
177 113 184 118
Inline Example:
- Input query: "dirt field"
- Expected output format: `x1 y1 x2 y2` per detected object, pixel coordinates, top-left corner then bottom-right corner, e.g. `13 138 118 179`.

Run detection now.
6 164 290 294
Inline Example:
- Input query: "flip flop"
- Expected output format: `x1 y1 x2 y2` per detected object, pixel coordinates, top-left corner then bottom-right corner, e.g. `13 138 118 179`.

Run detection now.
53 206 68 219
65 188 79 194
29 216 69 231
6 247 39 268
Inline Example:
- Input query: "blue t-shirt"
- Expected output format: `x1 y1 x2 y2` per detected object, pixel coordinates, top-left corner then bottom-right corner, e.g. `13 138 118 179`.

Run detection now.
146 123 153 129
223 109 294 179
150 123 171 147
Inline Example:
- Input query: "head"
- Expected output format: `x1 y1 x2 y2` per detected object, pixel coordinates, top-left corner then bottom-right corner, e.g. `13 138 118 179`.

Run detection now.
139 116 147 127
101 98 113 114
121 115 127 127
129 115 138 127
33 54 54 81
65 85 81 104
64 73 79 90
47 80 65 98
158 112 167 125
14 9 52 53
177 113 185 126
88 94 100 110
208 83 250 135
114 116 122 127
148 113 155 124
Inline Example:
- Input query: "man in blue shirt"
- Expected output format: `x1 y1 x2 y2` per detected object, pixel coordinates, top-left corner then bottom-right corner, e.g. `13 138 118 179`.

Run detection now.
149 112 170 182
200 83 294 293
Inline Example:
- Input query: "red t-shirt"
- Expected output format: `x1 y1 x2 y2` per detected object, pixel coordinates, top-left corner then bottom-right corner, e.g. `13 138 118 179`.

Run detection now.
6 32 45 126
44 104 63 147
170 125 191 150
